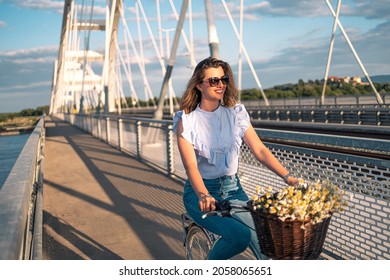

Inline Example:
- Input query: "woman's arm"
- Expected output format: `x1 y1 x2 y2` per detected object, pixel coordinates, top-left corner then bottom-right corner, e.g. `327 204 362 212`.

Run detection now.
176 119 216 212
243 124 298 186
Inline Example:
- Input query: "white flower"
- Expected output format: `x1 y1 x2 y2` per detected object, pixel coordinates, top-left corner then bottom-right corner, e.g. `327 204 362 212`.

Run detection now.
251 179 349 226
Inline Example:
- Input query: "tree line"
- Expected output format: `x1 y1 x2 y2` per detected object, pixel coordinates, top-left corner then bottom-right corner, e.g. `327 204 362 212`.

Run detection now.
2 79 389 119
0 106 49 123
240 79 390 100
123 79 390 106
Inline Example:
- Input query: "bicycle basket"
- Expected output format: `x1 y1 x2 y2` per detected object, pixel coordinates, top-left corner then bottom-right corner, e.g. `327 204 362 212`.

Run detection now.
249 204 332 260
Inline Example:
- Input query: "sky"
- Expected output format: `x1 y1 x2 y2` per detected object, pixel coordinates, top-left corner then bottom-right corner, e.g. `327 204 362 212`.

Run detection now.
0 0 389 113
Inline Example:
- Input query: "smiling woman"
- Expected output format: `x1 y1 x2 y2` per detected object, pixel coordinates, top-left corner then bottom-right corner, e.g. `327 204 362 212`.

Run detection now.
173 56 298 260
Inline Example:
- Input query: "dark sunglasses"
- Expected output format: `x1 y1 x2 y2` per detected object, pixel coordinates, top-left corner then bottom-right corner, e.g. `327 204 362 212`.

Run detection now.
202 75 229 87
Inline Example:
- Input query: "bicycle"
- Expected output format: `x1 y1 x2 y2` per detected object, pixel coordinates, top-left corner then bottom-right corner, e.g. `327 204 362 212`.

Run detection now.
180 200 257 260
181 196 332 260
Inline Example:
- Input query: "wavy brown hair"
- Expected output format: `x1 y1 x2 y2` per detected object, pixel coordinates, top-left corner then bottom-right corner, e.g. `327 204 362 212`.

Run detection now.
180 57 239 114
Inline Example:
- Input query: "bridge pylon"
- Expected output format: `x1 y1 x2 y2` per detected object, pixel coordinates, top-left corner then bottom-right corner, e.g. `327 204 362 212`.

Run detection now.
50 0 122 114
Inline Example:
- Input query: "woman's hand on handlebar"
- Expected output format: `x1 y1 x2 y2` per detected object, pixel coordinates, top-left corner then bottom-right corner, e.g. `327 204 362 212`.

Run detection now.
286 176 299 186
198 193 216 213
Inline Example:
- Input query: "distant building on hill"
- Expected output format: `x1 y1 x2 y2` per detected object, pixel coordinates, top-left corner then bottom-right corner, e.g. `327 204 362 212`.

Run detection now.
328 75 369 86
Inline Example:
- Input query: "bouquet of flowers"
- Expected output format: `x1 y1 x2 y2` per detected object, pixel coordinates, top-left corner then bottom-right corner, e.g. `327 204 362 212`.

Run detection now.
251 178 350 228
249 178 351 259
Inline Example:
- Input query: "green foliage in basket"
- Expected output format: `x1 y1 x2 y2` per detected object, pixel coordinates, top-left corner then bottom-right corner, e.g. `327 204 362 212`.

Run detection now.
251 179 351 227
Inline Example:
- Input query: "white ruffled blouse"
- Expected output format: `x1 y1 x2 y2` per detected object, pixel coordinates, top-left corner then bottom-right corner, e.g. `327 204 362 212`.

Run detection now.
173 103 250 179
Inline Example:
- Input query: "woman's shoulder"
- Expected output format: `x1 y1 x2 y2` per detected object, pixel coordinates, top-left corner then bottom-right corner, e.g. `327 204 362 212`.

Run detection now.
229 104 250 136
173 109 197 121
233 103 246 112
173 109 197 133
173 110 184 133
173 110 184 121
222 103 247 115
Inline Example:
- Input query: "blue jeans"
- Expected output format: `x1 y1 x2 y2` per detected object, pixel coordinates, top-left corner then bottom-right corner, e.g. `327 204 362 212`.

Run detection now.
183 174 268 260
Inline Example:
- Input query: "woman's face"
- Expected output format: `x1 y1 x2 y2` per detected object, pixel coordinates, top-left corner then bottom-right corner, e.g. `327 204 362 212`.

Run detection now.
197 66 226 103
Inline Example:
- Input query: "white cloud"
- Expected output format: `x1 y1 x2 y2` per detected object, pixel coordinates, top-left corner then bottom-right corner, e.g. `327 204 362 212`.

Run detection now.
343 0 390 20
0 45 58 57
243 0 329 18
12 57 55 64
0 81 51 91
0 45 57 98
8 0 106 15
240 0 390 20
0 21 6 28
11 0 63 11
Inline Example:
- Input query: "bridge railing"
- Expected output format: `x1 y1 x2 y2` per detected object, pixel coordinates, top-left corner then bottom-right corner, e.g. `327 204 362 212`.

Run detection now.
0 116 45 260
242 93 390 107
59 113 389 260
124 103 390 126
245 106 390 126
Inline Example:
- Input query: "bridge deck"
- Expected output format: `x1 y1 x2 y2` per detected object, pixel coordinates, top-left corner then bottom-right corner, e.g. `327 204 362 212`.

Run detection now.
43 117 187 260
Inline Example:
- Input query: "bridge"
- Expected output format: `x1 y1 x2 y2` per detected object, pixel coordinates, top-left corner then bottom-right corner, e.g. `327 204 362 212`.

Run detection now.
0 0 389 262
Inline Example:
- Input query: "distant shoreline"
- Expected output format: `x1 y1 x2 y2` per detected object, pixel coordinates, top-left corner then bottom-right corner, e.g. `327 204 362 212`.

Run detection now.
0 126 34 136
0 116 39 137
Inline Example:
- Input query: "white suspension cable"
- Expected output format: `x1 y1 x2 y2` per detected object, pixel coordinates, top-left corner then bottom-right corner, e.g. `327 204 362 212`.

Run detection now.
156 0 164 59
115 38 141 108
321 0 341 105
169 0 196 68
221 0 269 105
238 0 244 93
324 0 383 104
123 19 140 107
117 63 129 110
136 0 165 73
80 0 95 112
135 2 148 102
137 0 177 103
115 62 122 114
68 1 79 112
188 0 195 71
119 5 155 106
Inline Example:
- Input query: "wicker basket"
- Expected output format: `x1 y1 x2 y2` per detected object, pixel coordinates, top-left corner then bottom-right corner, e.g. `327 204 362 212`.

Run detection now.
249 206 332 260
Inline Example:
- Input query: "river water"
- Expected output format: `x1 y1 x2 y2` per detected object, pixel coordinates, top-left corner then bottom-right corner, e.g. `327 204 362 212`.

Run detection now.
0 133 30 188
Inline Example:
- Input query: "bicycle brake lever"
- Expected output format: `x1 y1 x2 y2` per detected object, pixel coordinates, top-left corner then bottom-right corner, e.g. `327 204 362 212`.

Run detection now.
202 211 220 219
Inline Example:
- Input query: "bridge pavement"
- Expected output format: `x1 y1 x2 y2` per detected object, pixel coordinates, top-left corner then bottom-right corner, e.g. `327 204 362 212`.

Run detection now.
43 116 187 260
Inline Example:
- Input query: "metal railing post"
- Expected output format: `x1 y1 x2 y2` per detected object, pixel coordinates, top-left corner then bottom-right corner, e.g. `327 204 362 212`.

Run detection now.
357 110 361 125
118 118 123 150
136 120 142 158
377 111 381 126
106 117 110 144
166 124 174 176
98 116 102 140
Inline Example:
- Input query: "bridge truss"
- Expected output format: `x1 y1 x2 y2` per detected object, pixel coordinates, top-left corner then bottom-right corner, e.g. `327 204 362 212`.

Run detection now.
49 0 384 116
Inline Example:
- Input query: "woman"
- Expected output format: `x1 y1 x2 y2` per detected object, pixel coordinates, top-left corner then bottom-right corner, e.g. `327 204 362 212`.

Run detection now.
173 56 298 260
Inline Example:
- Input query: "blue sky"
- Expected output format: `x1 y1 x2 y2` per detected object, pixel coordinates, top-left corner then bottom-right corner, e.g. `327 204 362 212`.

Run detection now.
0 0 389 113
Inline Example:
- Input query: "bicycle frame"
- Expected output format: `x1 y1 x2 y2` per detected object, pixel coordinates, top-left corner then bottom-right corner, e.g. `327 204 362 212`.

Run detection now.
181 212 221 260
180 201 256 260
181 212 219 247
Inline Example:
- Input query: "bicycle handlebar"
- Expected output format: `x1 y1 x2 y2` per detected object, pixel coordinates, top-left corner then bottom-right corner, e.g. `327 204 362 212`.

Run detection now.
201 200 250 219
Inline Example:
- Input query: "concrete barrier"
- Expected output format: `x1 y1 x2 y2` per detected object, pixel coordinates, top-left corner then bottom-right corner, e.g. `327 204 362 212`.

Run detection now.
0 116 45 260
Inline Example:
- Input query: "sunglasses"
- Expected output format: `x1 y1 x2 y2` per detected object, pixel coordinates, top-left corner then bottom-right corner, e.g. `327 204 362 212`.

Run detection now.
202 75 229 87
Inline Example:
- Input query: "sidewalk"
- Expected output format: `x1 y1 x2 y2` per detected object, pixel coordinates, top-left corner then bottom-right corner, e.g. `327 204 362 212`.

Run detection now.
43 117 186 260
